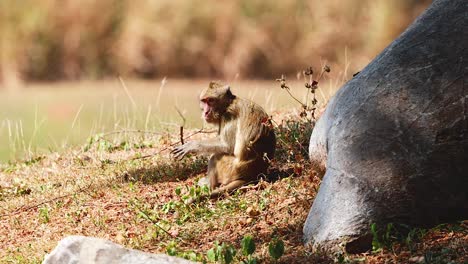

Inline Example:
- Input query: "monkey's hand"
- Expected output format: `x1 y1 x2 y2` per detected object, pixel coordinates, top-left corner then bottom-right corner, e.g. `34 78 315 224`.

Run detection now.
171 141 198 160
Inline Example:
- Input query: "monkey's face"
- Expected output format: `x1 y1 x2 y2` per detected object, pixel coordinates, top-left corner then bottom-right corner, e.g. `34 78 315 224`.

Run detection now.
200 97 220 123
199 82 235 124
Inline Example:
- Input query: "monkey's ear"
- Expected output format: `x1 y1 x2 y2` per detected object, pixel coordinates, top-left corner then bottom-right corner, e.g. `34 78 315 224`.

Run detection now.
223 85 236 99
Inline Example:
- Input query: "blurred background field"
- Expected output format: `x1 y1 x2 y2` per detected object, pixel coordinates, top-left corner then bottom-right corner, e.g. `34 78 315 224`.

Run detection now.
0 79 339 162
0 0 431 162
0 0 431 83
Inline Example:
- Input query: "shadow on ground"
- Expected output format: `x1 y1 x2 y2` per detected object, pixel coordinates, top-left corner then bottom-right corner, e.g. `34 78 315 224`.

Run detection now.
121 154 301 185
121 156 208 184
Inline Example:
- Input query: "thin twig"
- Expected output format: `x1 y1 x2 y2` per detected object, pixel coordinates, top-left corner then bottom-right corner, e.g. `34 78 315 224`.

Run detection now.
304 74 312 109
179 127 184 145
131 128 215 160
175 106 186 145
284 88 306 107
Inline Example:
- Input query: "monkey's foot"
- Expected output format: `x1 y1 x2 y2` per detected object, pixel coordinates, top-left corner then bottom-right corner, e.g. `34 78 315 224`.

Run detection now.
184 197 196 205
197 176 210 187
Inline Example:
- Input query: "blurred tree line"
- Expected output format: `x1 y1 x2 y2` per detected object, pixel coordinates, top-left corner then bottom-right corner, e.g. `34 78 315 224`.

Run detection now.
0 0 430 86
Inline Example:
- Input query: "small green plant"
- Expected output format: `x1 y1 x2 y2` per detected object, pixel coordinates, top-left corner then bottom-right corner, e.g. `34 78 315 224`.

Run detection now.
166 241 203 262
159 185 215 224
241 235 257 264
370 223 384 251
180 184 210 204
206 245 218 262
334 252 346 264
38 206 50 223
205 236 286 264
166 241 179 256
405 227 426 252
24 155 45 166
206 241 237 264
175 186 182 196
241 235 256 255
371 222 433 254
268 237 285 261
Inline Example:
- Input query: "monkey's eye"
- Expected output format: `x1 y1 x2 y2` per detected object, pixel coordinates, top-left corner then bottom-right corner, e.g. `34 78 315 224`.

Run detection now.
201 98 214 105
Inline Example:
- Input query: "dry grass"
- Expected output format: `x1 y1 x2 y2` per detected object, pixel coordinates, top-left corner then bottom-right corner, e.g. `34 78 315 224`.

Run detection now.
0 78 341 163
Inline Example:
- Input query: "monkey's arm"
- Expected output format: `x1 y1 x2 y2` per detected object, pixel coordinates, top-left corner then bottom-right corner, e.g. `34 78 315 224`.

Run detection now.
171 138 230 160
233 113 266 161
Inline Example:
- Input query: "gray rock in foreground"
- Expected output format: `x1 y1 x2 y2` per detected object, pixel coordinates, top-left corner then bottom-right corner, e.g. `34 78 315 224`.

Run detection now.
305 0 467 253
43 236 196 264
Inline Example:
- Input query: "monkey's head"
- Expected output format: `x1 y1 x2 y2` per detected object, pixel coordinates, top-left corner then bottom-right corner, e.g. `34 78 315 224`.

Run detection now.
199 81 236 123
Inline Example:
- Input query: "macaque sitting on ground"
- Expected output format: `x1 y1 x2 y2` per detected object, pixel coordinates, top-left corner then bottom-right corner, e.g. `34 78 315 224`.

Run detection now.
172 81 275 199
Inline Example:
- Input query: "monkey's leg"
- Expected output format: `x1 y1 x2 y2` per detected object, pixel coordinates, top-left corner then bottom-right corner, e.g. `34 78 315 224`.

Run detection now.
209 179 247 199
207 154 224 190
208 155 243 198
209 154 265 199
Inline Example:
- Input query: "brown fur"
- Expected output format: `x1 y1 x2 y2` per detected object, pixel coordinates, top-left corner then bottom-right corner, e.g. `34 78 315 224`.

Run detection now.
172 81 275 198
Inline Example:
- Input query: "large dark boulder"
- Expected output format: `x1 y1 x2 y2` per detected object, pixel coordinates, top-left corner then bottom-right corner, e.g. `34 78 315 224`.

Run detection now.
304 0 467 253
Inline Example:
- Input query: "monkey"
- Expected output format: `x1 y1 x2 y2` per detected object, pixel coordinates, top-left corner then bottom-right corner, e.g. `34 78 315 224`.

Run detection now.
171 81 275 199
